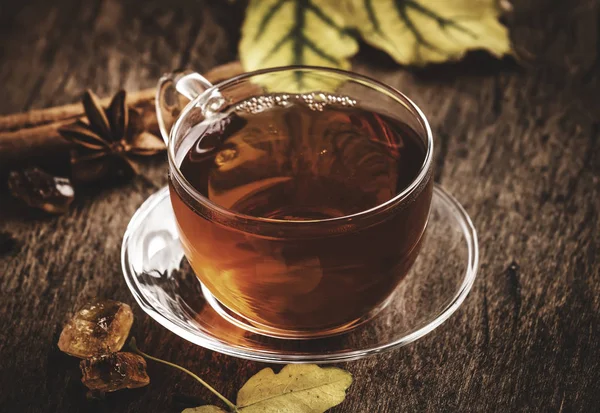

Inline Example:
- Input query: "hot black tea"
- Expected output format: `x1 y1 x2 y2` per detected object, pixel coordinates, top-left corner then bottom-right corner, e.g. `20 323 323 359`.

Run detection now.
170 93 432 335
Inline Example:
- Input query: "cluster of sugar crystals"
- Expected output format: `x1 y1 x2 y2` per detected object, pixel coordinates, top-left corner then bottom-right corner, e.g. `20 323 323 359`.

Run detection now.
235 92 357 114
58 299 150 394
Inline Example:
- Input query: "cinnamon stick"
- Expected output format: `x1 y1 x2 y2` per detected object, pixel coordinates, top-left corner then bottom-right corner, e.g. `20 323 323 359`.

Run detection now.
0 61 244 171
0 103 160 168
0 120 73 161
0 89 156 132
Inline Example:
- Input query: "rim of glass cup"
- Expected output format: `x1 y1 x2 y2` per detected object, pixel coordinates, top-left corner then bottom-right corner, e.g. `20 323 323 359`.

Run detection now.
168 65 434 228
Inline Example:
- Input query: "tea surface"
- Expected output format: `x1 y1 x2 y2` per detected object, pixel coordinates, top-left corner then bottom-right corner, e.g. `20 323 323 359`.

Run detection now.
178 94 426 220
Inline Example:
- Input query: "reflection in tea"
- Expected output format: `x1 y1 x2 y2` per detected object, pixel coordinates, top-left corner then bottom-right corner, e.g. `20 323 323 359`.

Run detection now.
170 94 432 335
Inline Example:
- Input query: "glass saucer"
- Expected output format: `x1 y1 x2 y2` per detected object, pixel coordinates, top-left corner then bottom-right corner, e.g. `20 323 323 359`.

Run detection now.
121 185 478 363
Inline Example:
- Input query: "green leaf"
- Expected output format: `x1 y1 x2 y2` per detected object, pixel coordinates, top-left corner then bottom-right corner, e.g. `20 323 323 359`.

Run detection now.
236 364 352 412
239 0 359 91
351 0 511 65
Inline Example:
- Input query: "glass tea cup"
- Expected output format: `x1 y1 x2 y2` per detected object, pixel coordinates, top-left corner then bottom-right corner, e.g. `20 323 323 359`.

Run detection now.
156 67 433 339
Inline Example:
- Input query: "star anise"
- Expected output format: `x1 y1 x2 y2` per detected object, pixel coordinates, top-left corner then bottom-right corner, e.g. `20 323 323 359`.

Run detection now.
59 90 165 184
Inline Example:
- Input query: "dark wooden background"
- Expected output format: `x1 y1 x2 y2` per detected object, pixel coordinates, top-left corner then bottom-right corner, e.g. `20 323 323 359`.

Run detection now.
1 0 599 411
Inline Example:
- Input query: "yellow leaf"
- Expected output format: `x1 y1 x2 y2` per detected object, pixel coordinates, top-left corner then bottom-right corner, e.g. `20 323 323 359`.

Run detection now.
350 0 511 65
236 364 353 412
182 407 227 413
132 341 351 413
239 0 359 92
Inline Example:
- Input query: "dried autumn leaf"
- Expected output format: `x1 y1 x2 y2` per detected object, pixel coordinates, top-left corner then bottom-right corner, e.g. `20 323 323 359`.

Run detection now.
350 0 511 65
184 365 352 413
131 340 352 413
237 364 352 412
239 0 359 92
182 407 226 413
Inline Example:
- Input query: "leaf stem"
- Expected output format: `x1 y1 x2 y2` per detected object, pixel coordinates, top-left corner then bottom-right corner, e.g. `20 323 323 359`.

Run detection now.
129 338 238 412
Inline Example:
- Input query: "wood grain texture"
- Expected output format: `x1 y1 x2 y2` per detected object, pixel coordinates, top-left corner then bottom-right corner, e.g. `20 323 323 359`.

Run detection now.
0 0 598 412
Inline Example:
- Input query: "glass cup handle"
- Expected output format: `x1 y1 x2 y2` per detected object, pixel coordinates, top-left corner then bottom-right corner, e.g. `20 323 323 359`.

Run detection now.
155 70 214 145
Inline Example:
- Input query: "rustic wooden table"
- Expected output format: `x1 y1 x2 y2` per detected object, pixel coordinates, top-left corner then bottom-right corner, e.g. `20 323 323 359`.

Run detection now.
1 0 599 411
